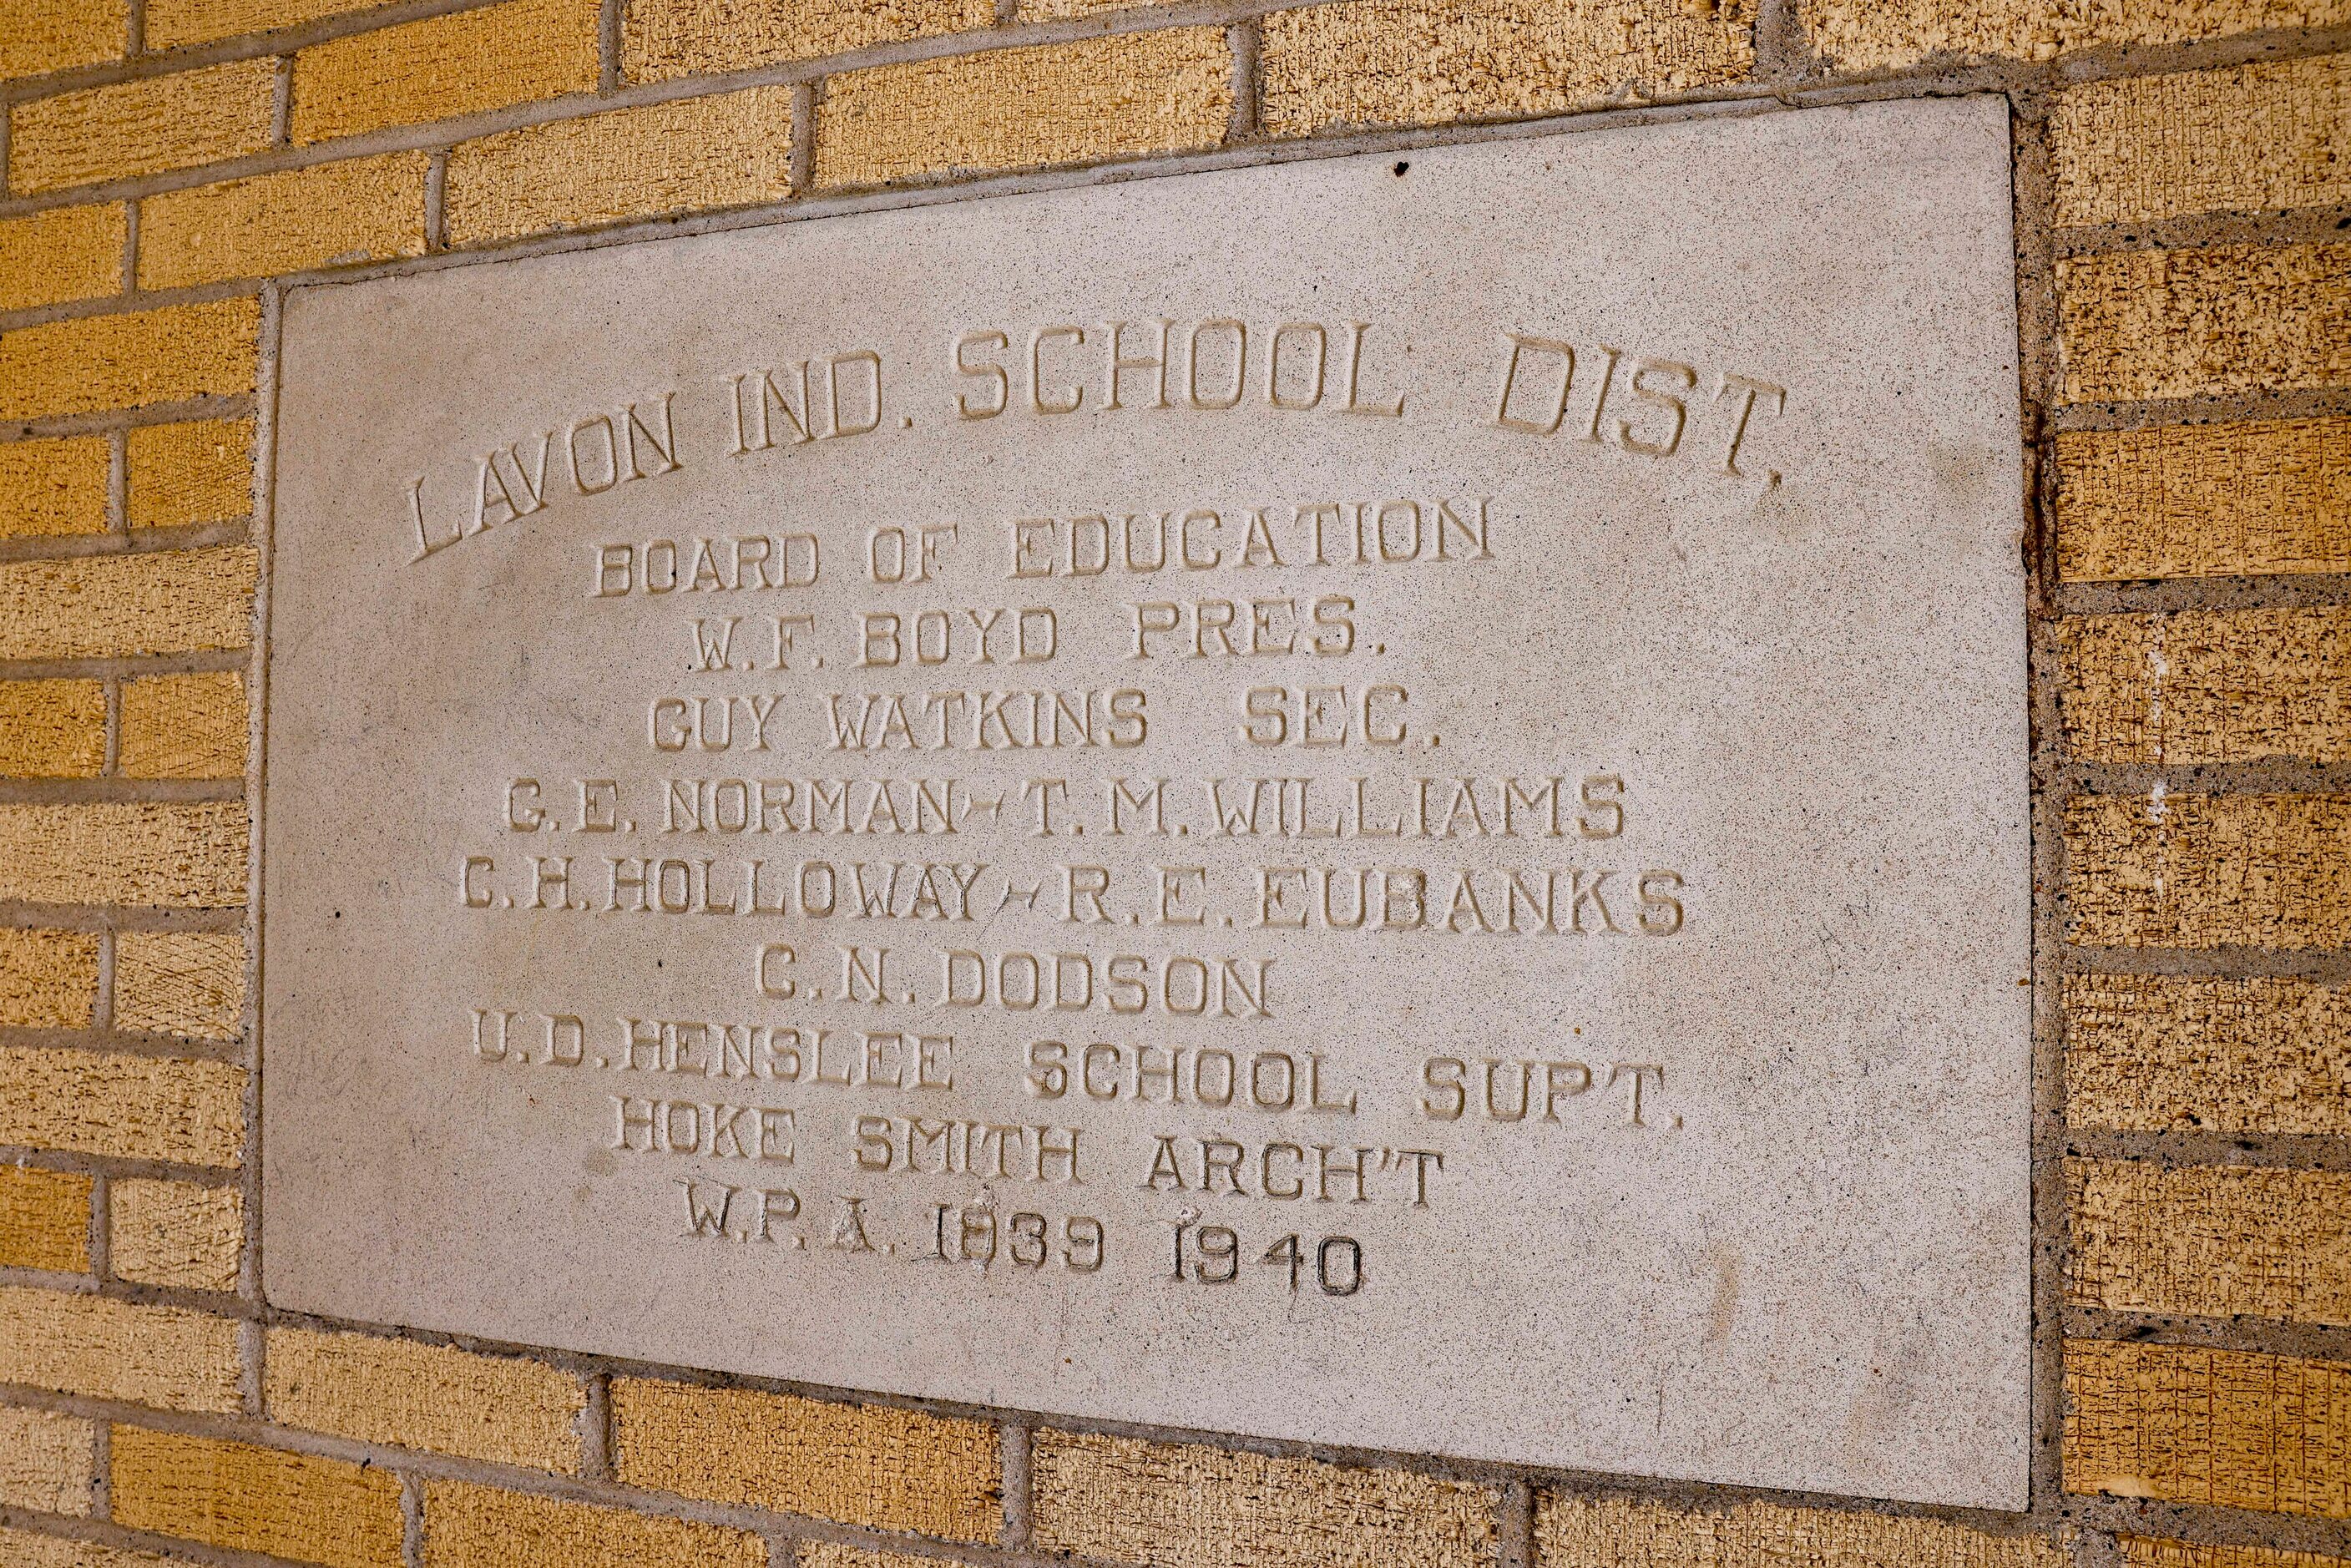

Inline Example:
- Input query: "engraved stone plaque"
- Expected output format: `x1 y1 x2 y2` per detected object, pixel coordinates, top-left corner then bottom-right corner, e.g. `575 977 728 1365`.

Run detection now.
264 97 2030 1508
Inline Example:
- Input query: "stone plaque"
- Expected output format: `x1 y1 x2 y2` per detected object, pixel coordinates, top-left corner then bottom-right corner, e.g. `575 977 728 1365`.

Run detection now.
264 97 2030 1507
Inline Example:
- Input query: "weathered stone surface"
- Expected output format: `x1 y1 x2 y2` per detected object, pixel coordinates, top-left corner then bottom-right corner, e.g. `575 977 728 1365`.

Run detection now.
264 100 2029 1507
0 1406 94 1515
624 0 991 82
290 0 599 144
0 1043 245 1165
113 929 245 1039
8 58 277 192
138 153 430 290
2058 242 2351 404
125 419 253 531
109 1427 405 1568
2065 794 2351 951
0 1287 241 1412
0 1164 91 1272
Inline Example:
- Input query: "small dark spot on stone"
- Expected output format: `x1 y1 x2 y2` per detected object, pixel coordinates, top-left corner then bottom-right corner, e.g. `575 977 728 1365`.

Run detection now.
1393 160 1409 175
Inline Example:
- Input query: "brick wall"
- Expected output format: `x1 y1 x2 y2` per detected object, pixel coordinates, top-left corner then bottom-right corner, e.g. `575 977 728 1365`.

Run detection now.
1 0 2345 1564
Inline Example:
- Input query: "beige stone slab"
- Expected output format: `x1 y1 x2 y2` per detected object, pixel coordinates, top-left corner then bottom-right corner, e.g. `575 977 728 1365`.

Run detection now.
263 99 2030 1509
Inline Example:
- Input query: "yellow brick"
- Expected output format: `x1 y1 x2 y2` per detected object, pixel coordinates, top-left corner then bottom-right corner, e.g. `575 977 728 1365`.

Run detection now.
2068 974 2351 1135
149 0 411 49
0 0 127 80
420 1479 766 1568
796 1547 936 1568
8 59 278 193
817 30 1231 188
447 87 793 247
1262 0 1753 135
112 1427 404 1568
0 1527 181 1568
2070 1158 2351 1325
2053 54 2351 228
2060 609 2351 764
0 438 109 541
267 1328 583 1470
2125 1540 2351 1568
2065 1338 2351 1519
0 1407 94 1515
2059 242 2351 404
0 205 124 311
0 928 98 1029
1032 1429 1494 1568
0 546 256 660
2066 793 2351 950
109 1178 240 1290
0 1287 240 1411
612 1378 994 1537
114 930 245 1039
119 672 247 780
1538 1494 2063 1567
2056 417 2351 581
0 1044 245 1165
0 297 259 422
291 0 599 145
626 0 989 82
127 419 252 531
0 802 248 908
0 1164 90 1272
138 153 427 291
0 679 105 779
1798 0 2351 70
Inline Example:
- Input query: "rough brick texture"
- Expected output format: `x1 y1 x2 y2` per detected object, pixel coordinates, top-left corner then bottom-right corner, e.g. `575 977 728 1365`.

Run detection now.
111 1427 405 1568
291 0 601 144
0 205 124 311
2059 242 2351 403
1798 0 2351 70
420 1480 767 1568
2065 793 2351 951
0 928 98 1029
2067 974 2351 1135
126 419 252 531
1537 1494 2065 1566
1261 0 1755 136
8 58 278 193
139 153 431 290
0 679 105 778
2055 418 2350 580
109 1178 241 1290
611 1378 998 1538
447 88 794 246
624 0 991 82
2051 54 2351 227
0 802 249 907
119 672 248 780
0 1287 240 1411
2065 1338 2351 1519
798 1547 935 1568
0 298 259 422
2125 1541 2351 1568
817 30 1232 188
2070 1159 2351 1325
0 438 109 540
113 930 245 1039
0 1406 94 1514
0 546 256 660
149 0 400 48
0 1043 245 1165
2060 609 2351 763
1032 1429 1495 1568
0 1525 186 1567
267 1328 584 1470
0 0 127 80
0 1162 91 1271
